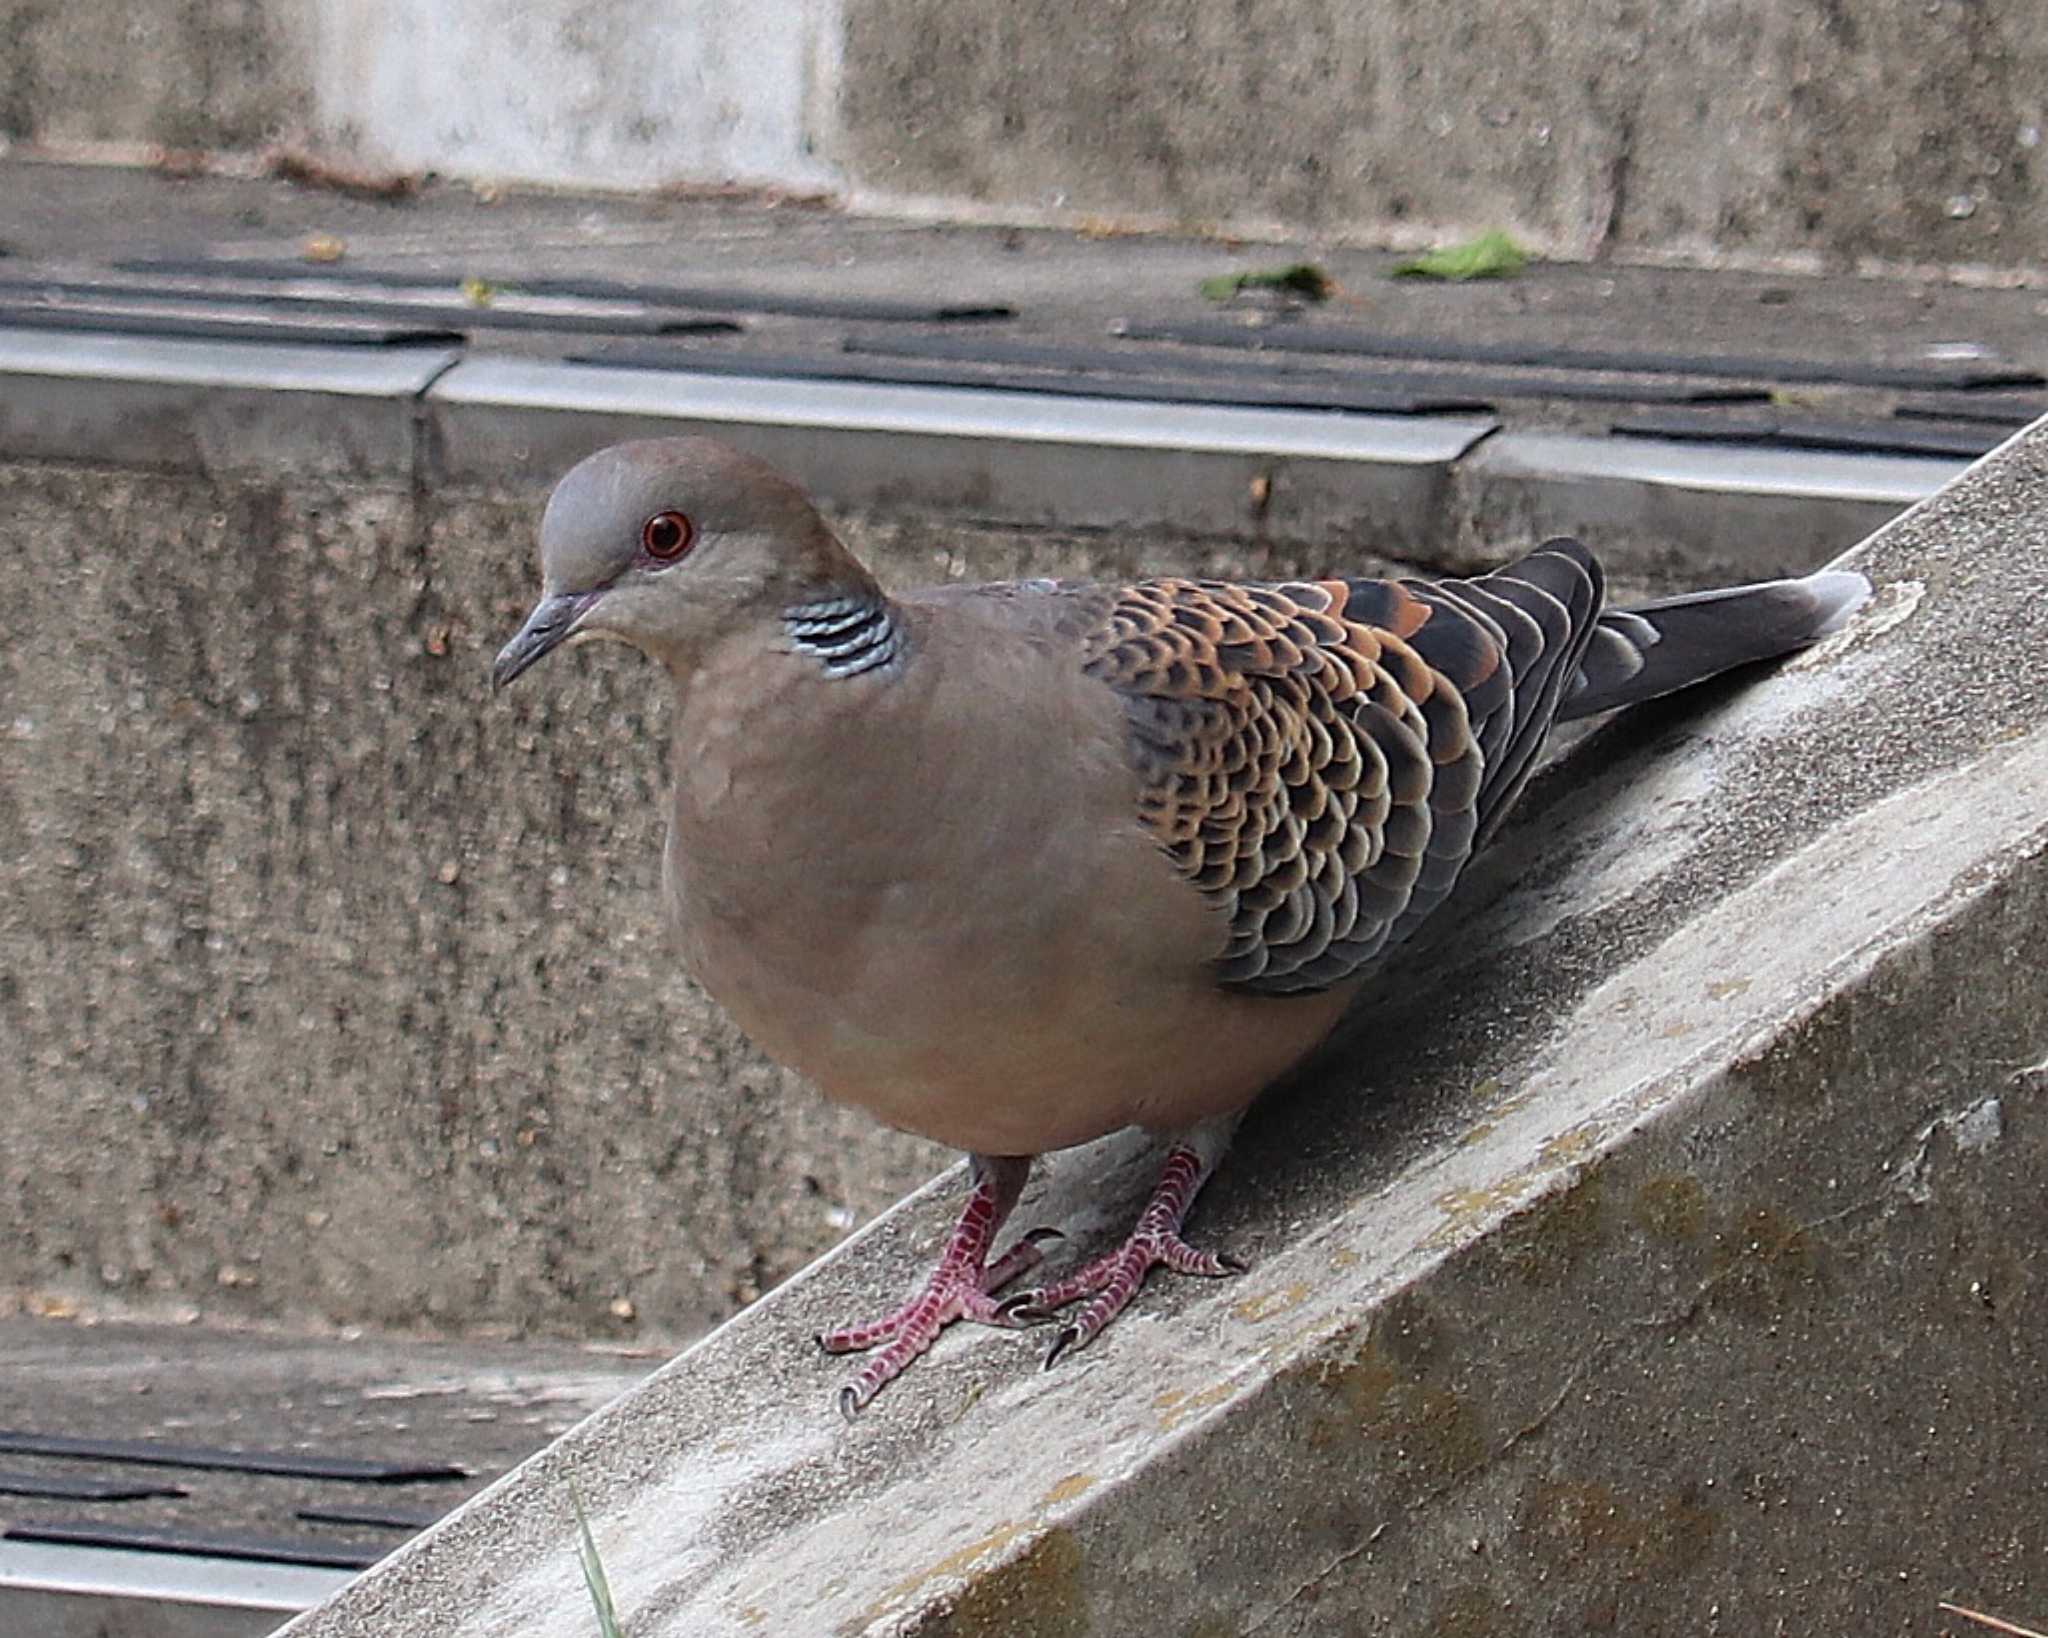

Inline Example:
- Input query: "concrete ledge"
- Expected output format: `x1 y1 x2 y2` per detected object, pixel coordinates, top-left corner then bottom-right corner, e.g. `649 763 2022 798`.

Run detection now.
0 1538 350 1638
1454 429 1961 579
425 357 1497 555
0 328 1943 575
424 363 1965 575
275 420 2048 1631
0 329 461 479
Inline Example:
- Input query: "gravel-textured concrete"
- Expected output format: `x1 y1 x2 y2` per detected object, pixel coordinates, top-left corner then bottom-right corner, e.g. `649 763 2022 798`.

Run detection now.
273 421 2047 1634
0 454 1430 1344
0 0 310 153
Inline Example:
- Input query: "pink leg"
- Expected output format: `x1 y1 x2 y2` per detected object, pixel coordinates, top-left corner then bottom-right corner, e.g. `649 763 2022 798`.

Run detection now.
1004 1139 1243 1368
819 1154 1055 1418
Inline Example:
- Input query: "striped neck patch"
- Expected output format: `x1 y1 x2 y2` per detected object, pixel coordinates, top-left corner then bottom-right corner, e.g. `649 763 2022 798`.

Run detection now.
781 593 905 679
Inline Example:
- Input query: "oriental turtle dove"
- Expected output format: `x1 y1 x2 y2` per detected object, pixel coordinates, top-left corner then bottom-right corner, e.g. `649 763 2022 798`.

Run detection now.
494 437 1868 1416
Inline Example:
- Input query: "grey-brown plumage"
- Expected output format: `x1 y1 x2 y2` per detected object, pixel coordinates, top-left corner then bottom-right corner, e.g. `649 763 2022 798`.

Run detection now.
495 436 1869 1414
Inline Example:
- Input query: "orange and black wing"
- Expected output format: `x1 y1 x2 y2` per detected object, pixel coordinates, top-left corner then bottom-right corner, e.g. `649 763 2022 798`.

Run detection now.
1080 542 1604 994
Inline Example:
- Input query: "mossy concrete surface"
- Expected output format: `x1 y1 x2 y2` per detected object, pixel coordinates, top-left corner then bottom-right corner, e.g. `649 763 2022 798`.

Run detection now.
270 422 2046 1632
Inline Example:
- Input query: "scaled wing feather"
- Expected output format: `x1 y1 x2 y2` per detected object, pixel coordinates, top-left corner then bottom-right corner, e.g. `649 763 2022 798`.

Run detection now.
1080 543 1607 995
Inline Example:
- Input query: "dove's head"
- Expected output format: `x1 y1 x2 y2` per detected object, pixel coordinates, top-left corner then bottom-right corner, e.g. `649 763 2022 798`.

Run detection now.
493 438 870 689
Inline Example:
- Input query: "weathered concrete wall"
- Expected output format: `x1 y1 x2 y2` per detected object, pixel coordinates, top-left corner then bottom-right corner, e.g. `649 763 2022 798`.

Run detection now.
831 0 2048 266
1 0 840 189
5 0 2045 269
0 0 314 152
1 460 951 1343
304 0 842 190
835 0 2048 268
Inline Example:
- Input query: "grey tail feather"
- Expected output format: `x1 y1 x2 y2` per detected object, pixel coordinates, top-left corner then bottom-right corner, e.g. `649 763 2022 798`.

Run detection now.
1558 568 1871 723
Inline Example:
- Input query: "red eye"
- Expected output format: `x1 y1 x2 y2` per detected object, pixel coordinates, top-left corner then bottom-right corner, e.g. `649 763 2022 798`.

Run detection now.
640 510 694 561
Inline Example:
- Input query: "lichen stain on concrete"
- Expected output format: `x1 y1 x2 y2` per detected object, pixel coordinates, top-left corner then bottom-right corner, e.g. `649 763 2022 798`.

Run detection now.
1231 1279 1312 1323
1536 1125 1599 1168
1517 1476 1722 1580
1423 1178 1534 1250
1492 1169 1606 1287
1424 1145 1613 1258
870 1520 1028 1622
1630 1174 1708 1242
1704 975 1752 1001
1152 1379 1236 1434
1705 1202 1826 1322
1306 1324 1488 1480
1456 1116 1503 1147
921 1526 1086 1638
1036 1472 1096 1508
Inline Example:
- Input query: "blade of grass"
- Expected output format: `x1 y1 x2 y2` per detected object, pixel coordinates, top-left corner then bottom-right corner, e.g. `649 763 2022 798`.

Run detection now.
1940 1601 2048 1638
570 1483 624 1638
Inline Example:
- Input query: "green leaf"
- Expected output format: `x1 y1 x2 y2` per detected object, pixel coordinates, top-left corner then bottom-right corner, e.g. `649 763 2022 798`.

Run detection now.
1389 230 1529 282
570 1484 625 1638
1198 262 1335 302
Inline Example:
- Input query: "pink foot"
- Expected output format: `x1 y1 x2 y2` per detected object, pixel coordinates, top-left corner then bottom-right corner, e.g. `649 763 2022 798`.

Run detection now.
820 1156 1054 1418
1003 1141 1244 1368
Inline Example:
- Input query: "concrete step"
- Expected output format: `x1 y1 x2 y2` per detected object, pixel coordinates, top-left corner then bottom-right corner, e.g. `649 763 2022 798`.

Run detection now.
9 155 2048 578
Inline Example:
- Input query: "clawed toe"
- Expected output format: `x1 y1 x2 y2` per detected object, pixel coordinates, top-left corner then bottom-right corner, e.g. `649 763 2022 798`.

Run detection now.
821 1224 1060 1355
1021 1225 1247 1369
1009 1139 1245 1368
993 1289 1059 1325
826 1136 1239 1413
822 1158 1065 1414
830 1242 1049 1416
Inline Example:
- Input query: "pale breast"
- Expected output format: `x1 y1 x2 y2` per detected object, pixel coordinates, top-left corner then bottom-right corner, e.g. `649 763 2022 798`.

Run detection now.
659 602 1348 1153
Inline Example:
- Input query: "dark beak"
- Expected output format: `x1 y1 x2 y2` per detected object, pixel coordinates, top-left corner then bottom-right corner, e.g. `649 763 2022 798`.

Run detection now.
492 591 597 691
